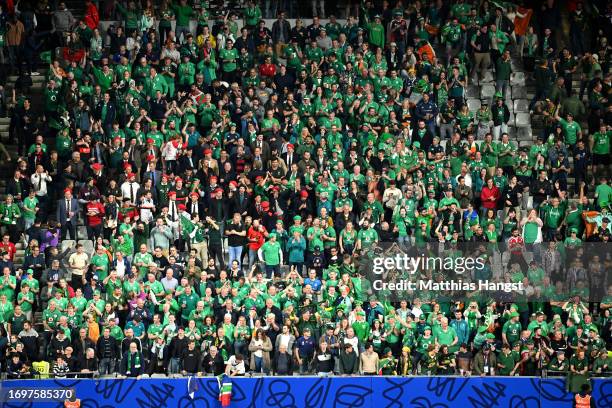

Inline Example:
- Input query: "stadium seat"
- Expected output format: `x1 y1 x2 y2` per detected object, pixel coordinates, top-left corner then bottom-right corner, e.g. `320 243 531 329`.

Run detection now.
60 240 76 252
517 127 532 140
514 113 531 127
78 240 94 254
513 99 530 113
78 226 88 240
467 98 481 111
466 85 480 98
510 72 526 86
479 71 494 84
481 85 496 100
511 86 527 99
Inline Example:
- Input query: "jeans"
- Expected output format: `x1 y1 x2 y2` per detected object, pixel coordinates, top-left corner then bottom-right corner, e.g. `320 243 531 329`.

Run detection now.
169 357 181 374
228 246 243 268
493 123 508 140
99 358 116 375
265 264 280 279
495 79 509 99
175 25 191 43
440 123 454 140
248 249 259 270
254 356 263 373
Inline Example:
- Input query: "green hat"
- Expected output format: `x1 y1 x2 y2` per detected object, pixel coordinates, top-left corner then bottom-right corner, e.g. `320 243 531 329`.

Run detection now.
354 300 363 306
151 121 158 127
26 268 34 275
494 91 503 99
269 232 277 239
369 295 377 302
513 342 521 348
383 347 392 354
570 227 578 233
229 122 237 127
509 312 519 318
412 141 421 148
94 290 101 296
424 325 432 331
293 215 302 221
478 325 488 334
485 333 496 340
357 310 366 317
394 10 403 16
589 327 599 334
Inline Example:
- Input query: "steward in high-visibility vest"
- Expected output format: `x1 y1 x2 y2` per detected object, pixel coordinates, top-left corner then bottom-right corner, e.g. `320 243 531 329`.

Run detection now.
573 384 595 408
64 396 81 408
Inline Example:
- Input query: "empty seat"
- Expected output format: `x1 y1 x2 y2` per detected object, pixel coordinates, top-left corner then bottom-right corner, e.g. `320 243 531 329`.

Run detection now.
78 240 94 254
466 85 480 98
481 85 496 100
479 71 494 84
60 240 76 252
513 99 530 113
77 226 88 240
511 71 526 86
514 113 531 127
517 127 532 140
511 86 527 99
467 98 481 111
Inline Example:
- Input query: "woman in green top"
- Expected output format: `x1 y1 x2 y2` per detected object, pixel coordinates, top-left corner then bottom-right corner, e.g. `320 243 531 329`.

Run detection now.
185 319 202 346
339 222 357 254
456 104 474 136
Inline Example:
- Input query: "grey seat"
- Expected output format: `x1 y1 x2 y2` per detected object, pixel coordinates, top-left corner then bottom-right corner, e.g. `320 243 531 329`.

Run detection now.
467 98 481 111
481 84 496 100
466 85 480 98
514 113 531 127
511 71 526 86
78 240 94 254
513 99 530 113
516 127 532 140
479 71 495 84
511 86 528 99
60 240 76 252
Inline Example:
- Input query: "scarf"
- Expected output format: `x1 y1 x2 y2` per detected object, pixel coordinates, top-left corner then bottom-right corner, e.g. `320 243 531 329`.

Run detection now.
128 351 141 373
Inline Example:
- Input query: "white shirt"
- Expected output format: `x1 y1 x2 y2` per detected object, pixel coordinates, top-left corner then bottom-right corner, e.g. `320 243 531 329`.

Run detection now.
31 172 52 196
120 181 140 203
226 355 246 375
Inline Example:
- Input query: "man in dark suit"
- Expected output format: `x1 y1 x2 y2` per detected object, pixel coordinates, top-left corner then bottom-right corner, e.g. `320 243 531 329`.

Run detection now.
56 188 79 240
229 184 250 216
186 192 205 218
178 147 198 174
89 162 108 191
250 133 271 164
281 143 297 169
6 169 30 203
95 92 116 136
140 155 162 187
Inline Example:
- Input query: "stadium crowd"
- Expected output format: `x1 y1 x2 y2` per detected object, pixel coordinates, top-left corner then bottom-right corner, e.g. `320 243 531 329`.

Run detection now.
0 0 610 391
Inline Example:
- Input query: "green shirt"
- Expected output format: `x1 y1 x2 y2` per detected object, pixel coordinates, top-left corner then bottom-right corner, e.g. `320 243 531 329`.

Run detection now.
260 240 282 266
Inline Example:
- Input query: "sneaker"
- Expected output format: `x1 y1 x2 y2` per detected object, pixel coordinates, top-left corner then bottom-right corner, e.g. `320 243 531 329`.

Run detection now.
30 71 40 76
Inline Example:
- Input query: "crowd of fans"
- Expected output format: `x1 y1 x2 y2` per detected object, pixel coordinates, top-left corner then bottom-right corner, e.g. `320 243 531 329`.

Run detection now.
0 0 610 390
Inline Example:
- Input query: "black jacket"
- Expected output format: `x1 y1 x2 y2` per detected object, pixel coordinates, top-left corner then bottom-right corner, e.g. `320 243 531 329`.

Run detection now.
96 335 120 360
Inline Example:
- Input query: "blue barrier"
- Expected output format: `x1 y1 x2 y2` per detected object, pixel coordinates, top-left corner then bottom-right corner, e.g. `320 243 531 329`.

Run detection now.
1 376 611 407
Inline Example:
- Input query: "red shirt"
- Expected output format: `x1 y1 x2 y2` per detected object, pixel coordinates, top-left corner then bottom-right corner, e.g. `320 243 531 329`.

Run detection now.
247 226 266 251
0 241 16 260
259 63 276 78
480 186 500 209
86 202 105 227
